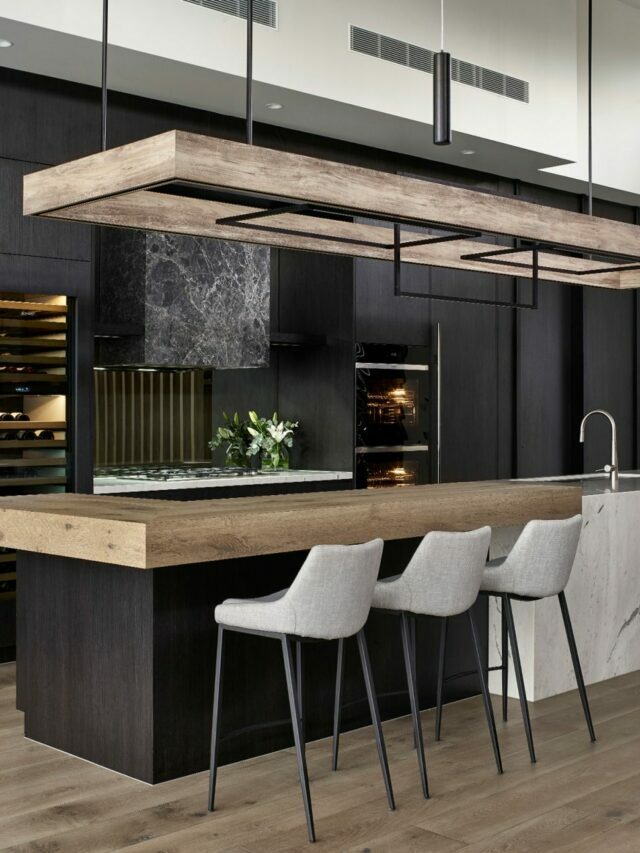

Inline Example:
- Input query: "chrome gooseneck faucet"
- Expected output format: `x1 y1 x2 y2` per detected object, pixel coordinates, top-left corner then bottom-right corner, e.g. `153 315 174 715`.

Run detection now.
579 409 618 489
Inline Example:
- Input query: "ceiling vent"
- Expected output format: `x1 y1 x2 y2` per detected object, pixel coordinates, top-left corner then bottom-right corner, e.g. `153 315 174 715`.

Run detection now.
183 0 278 28
350 25 529 104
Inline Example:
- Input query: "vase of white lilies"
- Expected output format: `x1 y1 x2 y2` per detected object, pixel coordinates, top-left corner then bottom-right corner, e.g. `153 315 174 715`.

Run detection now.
247 410 300 470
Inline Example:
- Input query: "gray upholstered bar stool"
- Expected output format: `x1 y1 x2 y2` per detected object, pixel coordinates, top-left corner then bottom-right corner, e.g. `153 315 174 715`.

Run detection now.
437 514 595 765
332 526 502 799
208 538 394 844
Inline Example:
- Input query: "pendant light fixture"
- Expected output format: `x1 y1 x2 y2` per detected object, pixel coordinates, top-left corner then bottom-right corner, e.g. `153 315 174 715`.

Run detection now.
433 0 452 145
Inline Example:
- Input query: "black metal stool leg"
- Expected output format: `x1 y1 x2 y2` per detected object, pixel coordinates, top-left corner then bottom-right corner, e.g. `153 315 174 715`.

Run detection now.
208 625 225 812
410 615 418 748
503 595 536 763
501 598 509 722
435 616 448 741
296 640 305 744
558 591 596 743
282 636 315 843
468 609 503 774
332 638 345 771
356 629 396 811
400 613 429 798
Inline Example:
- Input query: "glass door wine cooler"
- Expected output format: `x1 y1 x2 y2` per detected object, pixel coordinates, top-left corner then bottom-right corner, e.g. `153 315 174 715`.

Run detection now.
0 292 71 661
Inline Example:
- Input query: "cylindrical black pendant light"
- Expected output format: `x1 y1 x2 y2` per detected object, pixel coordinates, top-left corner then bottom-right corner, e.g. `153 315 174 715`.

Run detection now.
433 0 452 145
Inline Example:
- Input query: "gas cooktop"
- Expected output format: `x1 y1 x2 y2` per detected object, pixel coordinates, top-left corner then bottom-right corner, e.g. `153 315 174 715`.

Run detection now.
95 465 270 482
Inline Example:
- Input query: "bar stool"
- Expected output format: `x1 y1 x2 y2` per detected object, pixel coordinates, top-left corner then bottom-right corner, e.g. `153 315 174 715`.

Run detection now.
333 526 502 800
436 514 595 765
208 538 394 844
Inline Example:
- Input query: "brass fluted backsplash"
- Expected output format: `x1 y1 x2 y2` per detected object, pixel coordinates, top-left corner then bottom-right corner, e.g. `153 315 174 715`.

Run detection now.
94 369 212 466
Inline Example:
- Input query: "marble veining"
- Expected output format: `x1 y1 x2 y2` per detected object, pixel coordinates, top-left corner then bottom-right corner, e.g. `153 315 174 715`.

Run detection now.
93 470 353 494
97 229 270 368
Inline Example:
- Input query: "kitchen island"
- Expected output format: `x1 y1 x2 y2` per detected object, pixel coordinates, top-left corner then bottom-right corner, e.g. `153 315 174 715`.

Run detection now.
2 481 580 783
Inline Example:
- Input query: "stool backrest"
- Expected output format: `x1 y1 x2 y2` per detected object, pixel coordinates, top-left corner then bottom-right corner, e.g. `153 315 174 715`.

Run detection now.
503 514 582 598
285 538 384 640
401 526 492 617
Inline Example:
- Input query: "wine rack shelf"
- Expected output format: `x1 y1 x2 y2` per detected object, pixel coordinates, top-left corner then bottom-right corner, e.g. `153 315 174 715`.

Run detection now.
0 337 68 352
0 373 67 383
0 300 67 317
0 458 67 469
0 440 66 449
0 355 66 366
0 318 67 334
0 294 70 616
0 476 67 487
0 421 66 430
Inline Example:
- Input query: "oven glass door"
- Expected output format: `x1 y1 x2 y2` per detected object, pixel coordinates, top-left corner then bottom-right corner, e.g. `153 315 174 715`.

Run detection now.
356 367 429 448
356 449 430 489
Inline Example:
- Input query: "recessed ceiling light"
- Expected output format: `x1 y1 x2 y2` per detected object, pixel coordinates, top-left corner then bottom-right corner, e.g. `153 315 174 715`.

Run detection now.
460 149 475 155
265 102 283 110
0 38 14 48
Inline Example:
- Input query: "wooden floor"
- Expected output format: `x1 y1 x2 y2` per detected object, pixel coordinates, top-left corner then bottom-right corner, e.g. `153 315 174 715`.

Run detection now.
1 663 639 852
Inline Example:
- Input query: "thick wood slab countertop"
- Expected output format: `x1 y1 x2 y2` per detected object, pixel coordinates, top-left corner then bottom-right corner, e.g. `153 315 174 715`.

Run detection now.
0 481 581 569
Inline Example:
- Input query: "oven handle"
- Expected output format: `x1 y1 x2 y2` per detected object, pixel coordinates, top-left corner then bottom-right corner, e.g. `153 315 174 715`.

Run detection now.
355 445 430 454
355 362 430 372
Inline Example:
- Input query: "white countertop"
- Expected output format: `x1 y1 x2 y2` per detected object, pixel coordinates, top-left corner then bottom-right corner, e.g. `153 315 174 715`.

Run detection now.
515 471 640 496
94 469 353 494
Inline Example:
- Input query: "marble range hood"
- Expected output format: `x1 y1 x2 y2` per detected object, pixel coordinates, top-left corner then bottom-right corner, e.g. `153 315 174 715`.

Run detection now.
96 228 270 369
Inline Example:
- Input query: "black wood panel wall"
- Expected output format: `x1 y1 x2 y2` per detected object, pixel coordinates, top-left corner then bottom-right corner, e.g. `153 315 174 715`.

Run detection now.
2 65 640 482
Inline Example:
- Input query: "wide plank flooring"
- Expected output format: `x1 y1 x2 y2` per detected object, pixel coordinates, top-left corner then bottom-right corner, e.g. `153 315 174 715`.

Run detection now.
0 662 639 851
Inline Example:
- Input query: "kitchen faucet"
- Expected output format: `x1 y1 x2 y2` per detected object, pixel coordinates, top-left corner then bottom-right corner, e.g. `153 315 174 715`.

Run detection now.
579 409 618 489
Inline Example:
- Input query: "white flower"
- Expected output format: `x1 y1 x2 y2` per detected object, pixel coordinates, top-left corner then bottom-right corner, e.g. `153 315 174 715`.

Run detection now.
268 422 293 444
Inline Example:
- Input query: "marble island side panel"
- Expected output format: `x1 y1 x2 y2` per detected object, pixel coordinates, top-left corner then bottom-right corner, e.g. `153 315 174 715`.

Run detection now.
489 486 640 701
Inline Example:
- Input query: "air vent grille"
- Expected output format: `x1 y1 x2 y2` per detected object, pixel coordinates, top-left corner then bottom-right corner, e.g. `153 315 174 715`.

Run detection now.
350 25 528 104
183 0 278 28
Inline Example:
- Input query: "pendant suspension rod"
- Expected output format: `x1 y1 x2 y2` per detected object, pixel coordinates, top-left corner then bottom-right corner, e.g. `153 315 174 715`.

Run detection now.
246 0 254 145
101 0 109 152
587 0 593 215
433 0 451 146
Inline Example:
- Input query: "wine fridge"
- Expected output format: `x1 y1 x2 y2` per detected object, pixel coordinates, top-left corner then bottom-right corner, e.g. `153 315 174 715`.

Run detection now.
0 292 71 661
355 331 440 489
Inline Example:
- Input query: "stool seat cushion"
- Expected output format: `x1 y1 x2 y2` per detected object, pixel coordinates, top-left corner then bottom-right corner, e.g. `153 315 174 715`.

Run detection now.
480 516 582 599
480 557 513 593
372 574 412 612
215 539 385 640
215 588 295 635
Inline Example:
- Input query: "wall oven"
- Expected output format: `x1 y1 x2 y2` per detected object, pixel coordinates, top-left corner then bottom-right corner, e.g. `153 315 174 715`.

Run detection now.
355 335 439 489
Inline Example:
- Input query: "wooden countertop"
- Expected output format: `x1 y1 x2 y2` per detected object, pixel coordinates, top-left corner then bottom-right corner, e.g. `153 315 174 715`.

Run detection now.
0 481 581 569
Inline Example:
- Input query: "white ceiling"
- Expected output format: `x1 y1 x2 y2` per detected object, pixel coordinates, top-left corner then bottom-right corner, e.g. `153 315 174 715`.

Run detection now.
0 0 639 205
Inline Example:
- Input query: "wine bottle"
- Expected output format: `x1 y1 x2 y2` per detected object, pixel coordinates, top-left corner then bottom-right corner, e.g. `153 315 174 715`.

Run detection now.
0 412 14 421
16 430 36 440
35 429 54 440
11 412 30 421
0 431 12 440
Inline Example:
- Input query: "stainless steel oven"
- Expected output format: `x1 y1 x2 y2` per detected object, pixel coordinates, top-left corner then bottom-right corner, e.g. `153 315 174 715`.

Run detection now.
354 335 439 488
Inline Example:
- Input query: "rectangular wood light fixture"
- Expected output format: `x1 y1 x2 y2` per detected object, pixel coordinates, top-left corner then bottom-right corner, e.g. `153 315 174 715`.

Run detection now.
23 130 640 292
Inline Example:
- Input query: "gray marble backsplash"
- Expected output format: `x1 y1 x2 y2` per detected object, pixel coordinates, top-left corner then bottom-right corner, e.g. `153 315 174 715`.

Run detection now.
97 229 270 369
